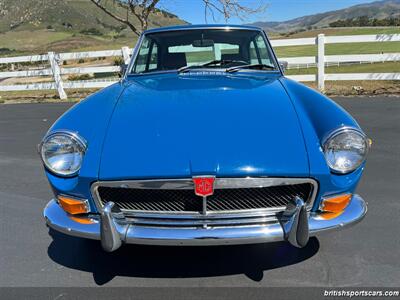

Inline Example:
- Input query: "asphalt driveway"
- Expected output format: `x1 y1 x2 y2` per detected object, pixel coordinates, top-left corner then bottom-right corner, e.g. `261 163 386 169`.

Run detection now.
0 96 399 287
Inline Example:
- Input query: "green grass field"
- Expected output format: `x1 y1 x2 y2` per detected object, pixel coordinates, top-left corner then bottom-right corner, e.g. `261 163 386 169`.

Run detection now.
274 41 400 58
271 27 400 58
286 61 400 75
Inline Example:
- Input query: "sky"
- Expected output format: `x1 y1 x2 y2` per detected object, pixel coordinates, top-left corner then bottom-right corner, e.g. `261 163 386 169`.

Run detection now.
160 0 379 24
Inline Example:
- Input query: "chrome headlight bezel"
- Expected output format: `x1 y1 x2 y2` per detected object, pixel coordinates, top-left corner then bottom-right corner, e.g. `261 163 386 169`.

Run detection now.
322 127 370 174
39 130 87 177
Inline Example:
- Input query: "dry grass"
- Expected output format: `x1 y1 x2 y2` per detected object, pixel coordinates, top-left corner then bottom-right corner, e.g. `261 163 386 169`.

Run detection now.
0 89 98 104
304 80 400 96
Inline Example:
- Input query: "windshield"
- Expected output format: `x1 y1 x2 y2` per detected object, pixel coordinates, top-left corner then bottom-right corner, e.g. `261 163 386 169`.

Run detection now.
129 29 278 74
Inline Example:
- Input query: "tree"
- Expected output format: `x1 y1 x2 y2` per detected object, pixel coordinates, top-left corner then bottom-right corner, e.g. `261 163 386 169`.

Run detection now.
89 0 267 36
329 16 400 28
89 0 160 36
202 0 267 23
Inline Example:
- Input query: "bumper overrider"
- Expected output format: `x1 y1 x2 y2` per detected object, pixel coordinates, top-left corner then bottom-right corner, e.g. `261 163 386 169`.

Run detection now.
43 194 367 252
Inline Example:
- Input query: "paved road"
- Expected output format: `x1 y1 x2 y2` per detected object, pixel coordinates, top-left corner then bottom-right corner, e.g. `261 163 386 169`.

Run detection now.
0 97 399 287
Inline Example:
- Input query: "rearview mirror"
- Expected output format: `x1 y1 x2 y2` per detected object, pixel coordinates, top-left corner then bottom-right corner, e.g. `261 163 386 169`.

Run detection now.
192 39 214 47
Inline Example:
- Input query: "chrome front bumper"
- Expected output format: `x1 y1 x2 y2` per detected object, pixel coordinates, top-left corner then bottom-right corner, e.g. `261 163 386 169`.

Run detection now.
43 195 367 252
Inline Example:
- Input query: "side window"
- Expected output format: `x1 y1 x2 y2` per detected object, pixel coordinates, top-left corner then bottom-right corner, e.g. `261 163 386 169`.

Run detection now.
249 34 273 65
255 34 272 65
134 38 158 73
249 41 258 64
134 38 151 73
148 43 158 71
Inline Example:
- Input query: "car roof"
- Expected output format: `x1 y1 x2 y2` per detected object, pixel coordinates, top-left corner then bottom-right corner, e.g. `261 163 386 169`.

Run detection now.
143 24 263 34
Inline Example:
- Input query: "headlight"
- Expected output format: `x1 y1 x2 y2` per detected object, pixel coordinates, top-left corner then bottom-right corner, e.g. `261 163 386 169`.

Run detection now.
323 127 369 174
40 131 87 177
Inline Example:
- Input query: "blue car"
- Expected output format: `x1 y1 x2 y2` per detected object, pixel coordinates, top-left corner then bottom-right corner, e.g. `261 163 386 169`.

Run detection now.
40 25 370 252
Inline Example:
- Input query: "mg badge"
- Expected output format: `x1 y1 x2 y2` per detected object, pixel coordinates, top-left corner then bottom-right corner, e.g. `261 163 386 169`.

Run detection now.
193 177 215 197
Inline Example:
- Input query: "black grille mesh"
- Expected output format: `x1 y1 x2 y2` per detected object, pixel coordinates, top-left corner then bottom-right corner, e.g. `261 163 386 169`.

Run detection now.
97 183 313 213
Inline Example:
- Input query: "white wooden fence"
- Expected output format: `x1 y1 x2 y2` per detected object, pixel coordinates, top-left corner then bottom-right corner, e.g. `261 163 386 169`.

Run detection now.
277 33 400 90
0 33 399 98
0 47 132 99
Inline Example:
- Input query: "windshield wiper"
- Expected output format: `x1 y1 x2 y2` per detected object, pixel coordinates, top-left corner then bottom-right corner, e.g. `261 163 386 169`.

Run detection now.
178 59 248 73
177 64 203 73
202 59 248 67
226 64 276 73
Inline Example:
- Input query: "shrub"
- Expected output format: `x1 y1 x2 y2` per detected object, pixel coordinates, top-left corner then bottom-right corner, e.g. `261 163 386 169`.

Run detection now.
0 47 13 54
113 57 124 66
80 28 103 36
68 74 92 81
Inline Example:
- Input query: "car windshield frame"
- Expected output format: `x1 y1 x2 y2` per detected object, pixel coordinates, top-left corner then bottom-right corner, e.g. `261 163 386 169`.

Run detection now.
126 27 282 77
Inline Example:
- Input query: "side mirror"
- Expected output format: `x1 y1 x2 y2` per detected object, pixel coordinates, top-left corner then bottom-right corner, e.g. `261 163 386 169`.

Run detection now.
119 64 128 78
279 61 288 73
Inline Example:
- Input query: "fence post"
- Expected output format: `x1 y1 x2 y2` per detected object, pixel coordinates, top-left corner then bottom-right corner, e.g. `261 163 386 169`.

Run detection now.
213 43 222 60
121 46 131 65
48 51 67 99
317 34 325 92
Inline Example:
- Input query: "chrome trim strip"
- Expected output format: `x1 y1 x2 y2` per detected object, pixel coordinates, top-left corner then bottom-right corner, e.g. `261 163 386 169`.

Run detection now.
214 177 317 190
122 207 284 219
124 33 144 79
143 25 264 34
260 29 283 75
93 178 195 190
125 215 279 228
90 177 319 217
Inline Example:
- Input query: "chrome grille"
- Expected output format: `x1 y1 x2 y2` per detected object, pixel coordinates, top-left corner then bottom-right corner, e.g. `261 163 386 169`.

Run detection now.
97 188 202 212
94 180 315 214
206 184 312 211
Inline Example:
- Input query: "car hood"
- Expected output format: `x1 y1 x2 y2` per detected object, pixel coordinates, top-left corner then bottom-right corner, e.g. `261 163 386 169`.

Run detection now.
99 72 309 180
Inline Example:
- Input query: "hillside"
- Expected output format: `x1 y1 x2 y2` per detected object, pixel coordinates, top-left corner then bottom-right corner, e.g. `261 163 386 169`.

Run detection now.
0 0 186 53
252 0 400 33
0 0 186 33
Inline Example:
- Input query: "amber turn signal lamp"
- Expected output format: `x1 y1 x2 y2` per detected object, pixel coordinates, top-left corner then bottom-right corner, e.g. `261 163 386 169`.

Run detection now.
58 195 89 215
320 193 352 213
